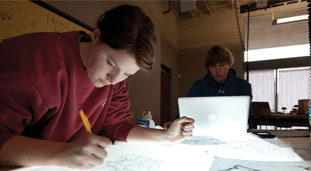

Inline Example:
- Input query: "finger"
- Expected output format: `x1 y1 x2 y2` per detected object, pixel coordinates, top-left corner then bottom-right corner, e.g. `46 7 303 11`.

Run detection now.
75 151 104 169
184 134 193 139
173 116 194 125
85 135 111 159
182 129 193 135
176 116 194 125
183 121 195 128
90 145 108 159
92 135 112 148
86 153 105 168
183 125 194 131
163 123 168 129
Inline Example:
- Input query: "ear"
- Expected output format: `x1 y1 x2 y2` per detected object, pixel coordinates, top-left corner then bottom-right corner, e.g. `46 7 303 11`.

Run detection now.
92 26 101 42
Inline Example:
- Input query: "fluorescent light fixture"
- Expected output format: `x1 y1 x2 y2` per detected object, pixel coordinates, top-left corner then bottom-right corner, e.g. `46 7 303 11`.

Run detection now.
244 44 309 62
277 14 308 24
273 14 308 26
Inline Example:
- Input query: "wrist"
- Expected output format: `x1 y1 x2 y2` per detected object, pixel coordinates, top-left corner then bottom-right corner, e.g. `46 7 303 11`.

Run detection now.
162 128 182 144
45 142 69 167
159 129 173 144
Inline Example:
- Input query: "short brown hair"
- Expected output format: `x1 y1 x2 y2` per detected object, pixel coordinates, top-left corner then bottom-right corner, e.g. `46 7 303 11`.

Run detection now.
204 45 234 69
96 5 157 72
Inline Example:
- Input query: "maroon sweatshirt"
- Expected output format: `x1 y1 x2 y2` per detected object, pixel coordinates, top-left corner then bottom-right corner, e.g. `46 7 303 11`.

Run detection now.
0 31 135 149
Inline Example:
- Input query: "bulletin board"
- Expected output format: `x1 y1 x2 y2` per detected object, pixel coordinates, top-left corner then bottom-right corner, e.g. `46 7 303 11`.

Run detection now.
0 0 92 42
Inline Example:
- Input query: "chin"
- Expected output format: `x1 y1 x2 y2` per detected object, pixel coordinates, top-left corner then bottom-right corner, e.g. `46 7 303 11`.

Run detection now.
94 78 110 88
93 84 103 88
95 85 104 88
91 81 105 88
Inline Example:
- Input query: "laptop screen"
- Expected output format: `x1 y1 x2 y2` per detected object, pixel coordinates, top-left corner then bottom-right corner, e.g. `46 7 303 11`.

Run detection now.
178 96 250 137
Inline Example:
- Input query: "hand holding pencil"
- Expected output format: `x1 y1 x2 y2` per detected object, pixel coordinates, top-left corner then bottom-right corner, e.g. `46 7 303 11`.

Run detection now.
50 108 112 169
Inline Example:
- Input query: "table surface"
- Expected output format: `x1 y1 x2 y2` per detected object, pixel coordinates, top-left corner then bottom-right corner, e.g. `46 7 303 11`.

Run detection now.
263 130 311 161
1 131 310 171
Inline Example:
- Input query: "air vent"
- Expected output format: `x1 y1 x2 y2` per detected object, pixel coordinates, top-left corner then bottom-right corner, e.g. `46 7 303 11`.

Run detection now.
180 0 197 13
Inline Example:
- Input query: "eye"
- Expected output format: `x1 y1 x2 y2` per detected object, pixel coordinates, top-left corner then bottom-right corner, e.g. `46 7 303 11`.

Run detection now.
107 58 117 68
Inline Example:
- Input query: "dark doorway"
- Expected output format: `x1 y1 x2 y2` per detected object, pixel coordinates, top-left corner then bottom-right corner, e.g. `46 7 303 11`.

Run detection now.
161 65 171 126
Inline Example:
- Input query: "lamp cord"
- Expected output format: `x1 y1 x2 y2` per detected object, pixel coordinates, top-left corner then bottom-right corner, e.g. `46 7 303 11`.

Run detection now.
234 0 245 52
234 0 250 82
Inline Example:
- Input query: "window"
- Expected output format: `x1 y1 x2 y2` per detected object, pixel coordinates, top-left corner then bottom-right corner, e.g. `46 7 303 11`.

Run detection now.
248 69 276 111
277 67 310 112
246 67 310 113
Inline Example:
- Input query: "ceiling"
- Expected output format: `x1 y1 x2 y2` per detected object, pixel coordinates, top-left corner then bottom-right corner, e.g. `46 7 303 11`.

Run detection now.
169 0 306 19
167 0 308 50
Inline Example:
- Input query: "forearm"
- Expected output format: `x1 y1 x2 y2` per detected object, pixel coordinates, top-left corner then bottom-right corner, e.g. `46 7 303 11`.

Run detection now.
126 117 194 144
126 126 171 144
0 135 66 167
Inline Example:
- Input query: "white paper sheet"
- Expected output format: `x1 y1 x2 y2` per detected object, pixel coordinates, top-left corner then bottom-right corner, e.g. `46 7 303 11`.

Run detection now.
210 157 311 171
12 134 306 171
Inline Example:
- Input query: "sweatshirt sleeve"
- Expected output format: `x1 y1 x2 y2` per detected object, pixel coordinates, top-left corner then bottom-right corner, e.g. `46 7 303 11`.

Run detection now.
0 61 47 149
101 81 135 142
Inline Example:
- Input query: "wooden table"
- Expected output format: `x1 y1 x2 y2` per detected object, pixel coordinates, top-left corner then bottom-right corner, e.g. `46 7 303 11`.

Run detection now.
249 114 309 129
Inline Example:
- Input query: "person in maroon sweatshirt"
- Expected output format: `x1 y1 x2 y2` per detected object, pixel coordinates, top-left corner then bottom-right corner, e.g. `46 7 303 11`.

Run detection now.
0 4 194 169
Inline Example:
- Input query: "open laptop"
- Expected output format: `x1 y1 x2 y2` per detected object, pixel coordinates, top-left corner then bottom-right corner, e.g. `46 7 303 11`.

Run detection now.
178 96 250 137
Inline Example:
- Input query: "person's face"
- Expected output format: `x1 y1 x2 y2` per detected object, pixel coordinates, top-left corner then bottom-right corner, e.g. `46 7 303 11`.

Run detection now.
208 62 230 85
85 28 140 88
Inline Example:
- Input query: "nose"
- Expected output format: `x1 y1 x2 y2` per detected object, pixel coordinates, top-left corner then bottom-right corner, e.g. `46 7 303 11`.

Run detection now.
107 69 127 85
215 65 221 73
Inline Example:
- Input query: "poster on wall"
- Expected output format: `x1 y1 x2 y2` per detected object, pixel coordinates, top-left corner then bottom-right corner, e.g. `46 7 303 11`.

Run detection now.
0 0 92 42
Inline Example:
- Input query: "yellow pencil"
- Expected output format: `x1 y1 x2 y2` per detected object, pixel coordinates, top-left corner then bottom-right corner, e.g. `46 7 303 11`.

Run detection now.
78 108 92 134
